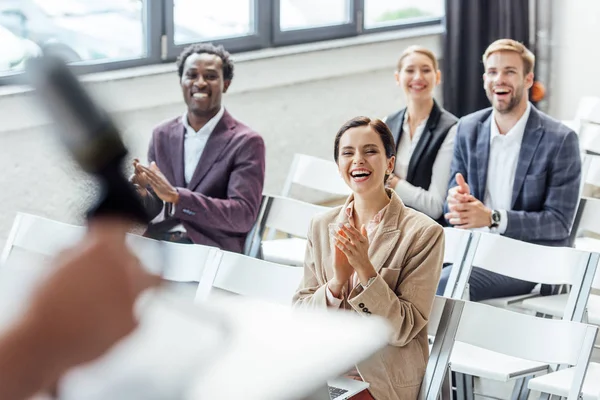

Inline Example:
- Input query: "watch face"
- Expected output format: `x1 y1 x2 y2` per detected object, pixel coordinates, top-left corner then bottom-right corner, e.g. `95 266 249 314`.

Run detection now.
492 211 501 223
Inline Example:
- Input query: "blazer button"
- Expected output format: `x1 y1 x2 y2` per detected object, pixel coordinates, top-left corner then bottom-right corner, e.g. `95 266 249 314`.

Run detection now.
359 303 365 308
366 311 372 315
362 308 369 313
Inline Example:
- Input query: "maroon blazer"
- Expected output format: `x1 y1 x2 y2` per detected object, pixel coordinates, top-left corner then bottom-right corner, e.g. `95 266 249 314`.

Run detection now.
144 109 265 253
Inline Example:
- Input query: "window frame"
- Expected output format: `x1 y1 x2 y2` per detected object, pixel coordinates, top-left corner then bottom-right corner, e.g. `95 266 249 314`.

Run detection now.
163 0 271 60
361 0 445 34
0 0 445 86
272 0 359 47
0 0 163 86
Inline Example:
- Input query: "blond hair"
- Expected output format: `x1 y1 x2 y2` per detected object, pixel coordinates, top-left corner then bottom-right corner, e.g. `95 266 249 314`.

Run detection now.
397 45 439 71
482 39 535 74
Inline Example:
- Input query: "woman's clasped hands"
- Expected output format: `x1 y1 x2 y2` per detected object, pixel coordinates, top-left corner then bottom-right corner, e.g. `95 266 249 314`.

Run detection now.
328 223 377 297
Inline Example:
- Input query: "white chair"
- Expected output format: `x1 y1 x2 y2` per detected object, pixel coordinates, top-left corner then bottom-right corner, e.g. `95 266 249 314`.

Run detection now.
446 231 599 399
195 250 304 305
461 301 597 400
125 234 220 300
441 228 473 298
248 195 330 267
421 296 465 400
1 212 219 300
1 212 86 266
281 153 351 199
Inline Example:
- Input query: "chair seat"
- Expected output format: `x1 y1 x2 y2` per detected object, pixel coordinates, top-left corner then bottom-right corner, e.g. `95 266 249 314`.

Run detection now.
480 292 540 309
450 342 548 382
528 362 600 400
261 238 307 267
520 293 600 325
575 237 600 253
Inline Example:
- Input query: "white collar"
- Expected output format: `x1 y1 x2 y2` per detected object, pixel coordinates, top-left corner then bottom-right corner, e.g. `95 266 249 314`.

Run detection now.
182 106 225 136
490 102 532 141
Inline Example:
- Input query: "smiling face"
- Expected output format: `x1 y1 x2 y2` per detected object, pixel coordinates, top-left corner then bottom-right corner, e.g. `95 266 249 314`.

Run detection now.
483 50 533 114
336 125 395 196
395 52 440 101
180 52 231 118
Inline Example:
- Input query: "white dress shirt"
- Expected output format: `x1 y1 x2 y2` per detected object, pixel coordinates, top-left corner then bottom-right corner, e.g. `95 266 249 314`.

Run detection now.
483 102 532 234
151 106 225 231
393 115 457 219
182 106 225 185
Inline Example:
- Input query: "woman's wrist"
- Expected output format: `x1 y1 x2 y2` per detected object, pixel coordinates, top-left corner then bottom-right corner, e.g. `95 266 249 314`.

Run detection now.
357 265 377 286
328 278 346 298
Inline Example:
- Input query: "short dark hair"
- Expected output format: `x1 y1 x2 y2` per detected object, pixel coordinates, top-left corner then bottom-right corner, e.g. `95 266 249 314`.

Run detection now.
176 43 234 81
333 116 396 182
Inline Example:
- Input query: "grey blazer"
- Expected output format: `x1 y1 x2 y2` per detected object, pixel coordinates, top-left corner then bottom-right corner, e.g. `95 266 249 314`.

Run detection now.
445 104 581 247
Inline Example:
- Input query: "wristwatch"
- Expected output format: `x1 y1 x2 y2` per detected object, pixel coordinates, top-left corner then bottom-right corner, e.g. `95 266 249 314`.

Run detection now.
490 210 501 228
362 276 377 290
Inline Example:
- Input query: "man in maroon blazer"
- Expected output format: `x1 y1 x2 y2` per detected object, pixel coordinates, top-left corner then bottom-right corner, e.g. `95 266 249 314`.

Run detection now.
132 43 265 253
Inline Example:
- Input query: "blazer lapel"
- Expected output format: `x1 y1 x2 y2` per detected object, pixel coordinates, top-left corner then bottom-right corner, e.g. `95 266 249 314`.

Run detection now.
475 116 492 200
389 108 406 148
186 110 236 191
171 119 186 188
511 108 544 207
407 101 442 181
367 191 402 274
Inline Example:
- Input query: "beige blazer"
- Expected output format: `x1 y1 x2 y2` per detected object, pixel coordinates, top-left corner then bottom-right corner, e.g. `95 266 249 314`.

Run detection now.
293 190 444 400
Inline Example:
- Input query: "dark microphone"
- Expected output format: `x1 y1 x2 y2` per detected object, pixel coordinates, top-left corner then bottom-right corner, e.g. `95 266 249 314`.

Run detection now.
26 55 150 224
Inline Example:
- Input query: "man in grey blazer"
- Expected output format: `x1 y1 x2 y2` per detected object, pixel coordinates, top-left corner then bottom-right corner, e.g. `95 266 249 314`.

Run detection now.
132 43 265 253
439 39 581 301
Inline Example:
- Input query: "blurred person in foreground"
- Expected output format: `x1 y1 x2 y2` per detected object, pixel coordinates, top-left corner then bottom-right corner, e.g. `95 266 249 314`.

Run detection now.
384 45 458 225
293 117 444 399
132 43 265 252
439 39 581 300
0 218 160 400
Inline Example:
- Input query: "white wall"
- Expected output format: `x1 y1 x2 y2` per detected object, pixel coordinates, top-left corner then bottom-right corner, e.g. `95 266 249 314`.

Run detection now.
548 0 600 119
0 28 442 248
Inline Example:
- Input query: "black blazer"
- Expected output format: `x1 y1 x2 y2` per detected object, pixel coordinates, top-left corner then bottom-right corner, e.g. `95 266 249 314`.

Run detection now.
385 100 458 225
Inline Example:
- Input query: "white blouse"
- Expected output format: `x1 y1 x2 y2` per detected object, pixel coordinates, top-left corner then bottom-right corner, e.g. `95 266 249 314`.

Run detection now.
392 115 457 220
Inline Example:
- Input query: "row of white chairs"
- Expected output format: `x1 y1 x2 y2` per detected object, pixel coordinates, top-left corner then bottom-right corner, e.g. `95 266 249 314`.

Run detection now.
3 213 600 399
443 226 600 400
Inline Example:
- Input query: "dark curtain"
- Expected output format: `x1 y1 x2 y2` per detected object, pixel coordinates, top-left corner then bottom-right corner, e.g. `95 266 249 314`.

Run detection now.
442 0 531 118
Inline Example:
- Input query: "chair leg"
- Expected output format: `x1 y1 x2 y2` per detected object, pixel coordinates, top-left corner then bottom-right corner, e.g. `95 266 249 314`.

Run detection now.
454 373 467 400
463 374 474 400
441 369 453 400
511 378 525 400
518 376 532 400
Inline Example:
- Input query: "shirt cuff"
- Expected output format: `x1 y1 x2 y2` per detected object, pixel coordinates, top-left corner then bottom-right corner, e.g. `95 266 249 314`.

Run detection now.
497 209 508 234
325 284 344 308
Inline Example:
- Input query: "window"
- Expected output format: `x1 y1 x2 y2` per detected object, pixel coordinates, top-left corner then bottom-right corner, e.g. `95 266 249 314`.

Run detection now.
0 0 444 83
0 0 146 64
173 0 256 44
364 0 444 30
279 0 351 31
272 0 357 46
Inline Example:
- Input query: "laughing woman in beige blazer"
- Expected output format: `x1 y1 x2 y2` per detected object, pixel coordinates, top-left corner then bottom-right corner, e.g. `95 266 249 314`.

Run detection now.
293 117 444 400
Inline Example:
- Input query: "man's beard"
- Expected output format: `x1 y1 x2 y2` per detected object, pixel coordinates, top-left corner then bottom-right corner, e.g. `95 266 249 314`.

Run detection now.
488 85 524 114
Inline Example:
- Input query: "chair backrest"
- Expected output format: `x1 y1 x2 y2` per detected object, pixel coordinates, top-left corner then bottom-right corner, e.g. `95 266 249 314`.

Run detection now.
1 213 85 266
423 297 598 400
125 234 219 283
281 153 351 198
246 195 331 253
456 301 597 400
1 212 218 286
441 228 472 298
572 197 600 237
452 231 599 321
421 296 465 400
195 250 304 305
